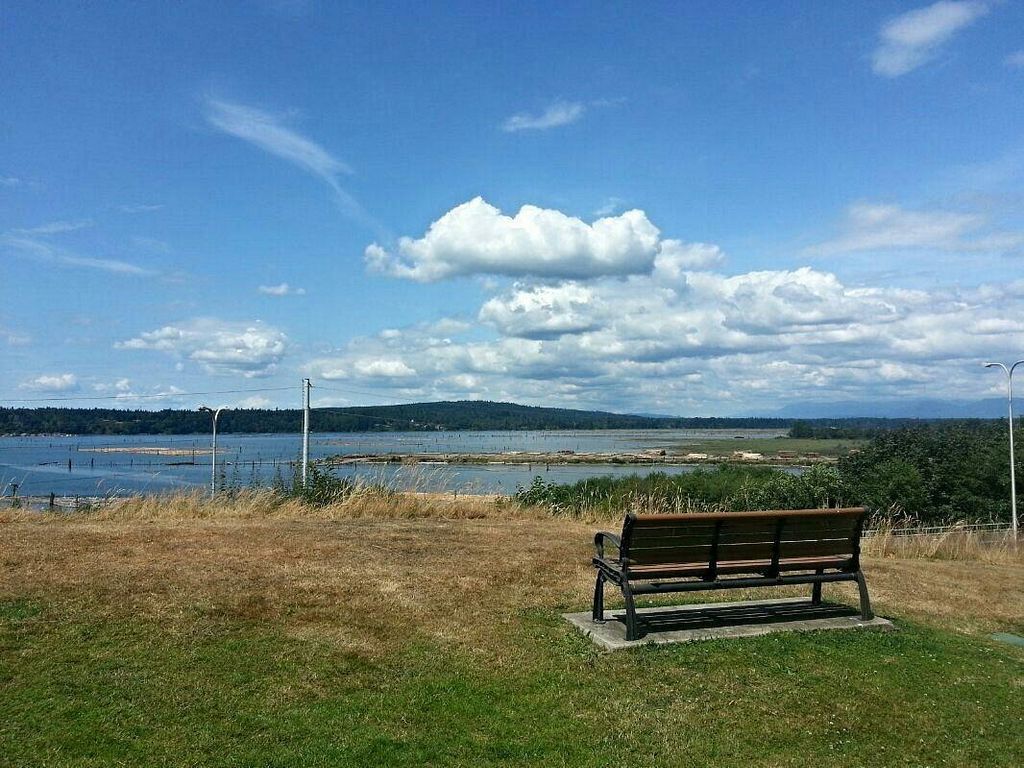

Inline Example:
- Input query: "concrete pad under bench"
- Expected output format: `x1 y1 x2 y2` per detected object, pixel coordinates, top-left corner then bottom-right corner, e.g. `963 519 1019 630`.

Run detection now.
563 597 894 650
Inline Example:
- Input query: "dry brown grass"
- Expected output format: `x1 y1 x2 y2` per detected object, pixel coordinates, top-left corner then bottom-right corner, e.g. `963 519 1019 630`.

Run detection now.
0 488 515 523
863 522 1022 565
2 492 1021 659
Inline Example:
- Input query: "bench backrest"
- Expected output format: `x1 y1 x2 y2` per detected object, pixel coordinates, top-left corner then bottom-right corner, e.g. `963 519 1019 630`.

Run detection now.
619 507 867 573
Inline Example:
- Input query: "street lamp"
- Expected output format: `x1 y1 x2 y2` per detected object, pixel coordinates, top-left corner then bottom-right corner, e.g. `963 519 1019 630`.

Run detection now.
198 406 225 498
983 360 1024 540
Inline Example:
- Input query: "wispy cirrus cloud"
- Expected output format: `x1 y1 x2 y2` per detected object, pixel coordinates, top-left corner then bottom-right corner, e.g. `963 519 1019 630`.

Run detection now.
204 95 386 235
593 197 626 217
118 203 164 214
0 176 21 188
3 235 157 276
871 1 989 77
1005 50 1024 70
1 325 31 346
258 282 306 296
13 218 94 235
808 202 1024 255
502 101 585 132
205 97 352 182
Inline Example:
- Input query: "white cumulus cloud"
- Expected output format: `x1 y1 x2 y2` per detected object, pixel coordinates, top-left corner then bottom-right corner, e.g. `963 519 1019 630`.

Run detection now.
307 261 1024 414
22 373 79 392
236 395 273 408
872 1 989 77
480 283 603 339
364 197 718 282
116 318 288 378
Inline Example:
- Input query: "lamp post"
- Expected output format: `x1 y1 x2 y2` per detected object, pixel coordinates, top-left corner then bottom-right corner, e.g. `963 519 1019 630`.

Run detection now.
198 406 224 498
983 360 1024 540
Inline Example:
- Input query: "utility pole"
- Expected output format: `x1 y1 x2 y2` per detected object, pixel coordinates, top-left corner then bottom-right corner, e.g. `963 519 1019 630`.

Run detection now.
198 406 224 499
302 378 311 488
984 361 1023 541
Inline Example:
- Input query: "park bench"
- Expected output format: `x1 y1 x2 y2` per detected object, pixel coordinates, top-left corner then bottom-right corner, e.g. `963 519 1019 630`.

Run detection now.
592 507 873 640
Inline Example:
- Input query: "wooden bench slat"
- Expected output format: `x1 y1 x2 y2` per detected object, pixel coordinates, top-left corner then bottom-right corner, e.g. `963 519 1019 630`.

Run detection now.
626 555 852 580
629 537 856 562
627 507 866 524
631 519 859 537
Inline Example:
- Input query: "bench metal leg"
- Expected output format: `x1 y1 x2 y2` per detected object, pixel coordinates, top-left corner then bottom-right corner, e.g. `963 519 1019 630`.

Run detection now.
621 582 640 641
811 569 823 605
592 571 606 622
855 571 874 620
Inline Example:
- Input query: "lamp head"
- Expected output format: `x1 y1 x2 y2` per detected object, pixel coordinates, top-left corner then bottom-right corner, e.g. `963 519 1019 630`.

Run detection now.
198 405 213 413
983 363 998 368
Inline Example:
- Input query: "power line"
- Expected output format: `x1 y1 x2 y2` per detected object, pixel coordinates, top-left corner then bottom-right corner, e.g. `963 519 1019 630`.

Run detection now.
313 384 434 406
309 387 428 424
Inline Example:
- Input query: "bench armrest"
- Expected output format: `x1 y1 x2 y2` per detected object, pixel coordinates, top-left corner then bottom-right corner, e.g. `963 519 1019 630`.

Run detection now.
594 531 622 559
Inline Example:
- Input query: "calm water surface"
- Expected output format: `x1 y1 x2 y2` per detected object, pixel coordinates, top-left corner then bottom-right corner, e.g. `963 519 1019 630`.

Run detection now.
0 429 786 498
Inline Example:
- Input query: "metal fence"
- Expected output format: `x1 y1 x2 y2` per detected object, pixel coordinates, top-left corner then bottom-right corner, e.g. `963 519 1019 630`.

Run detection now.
862 521 1013 537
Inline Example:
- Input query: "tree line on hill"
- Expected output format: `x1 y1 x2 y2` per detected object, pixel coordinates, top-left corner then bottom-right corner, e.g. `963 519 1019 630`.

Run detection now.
0 402 800 435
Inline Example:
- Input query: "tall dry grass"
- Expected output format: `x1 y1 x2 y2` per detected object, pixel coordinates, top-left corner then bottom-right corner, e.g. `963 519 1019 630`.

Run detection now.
863 521 1022 565
5 486 1021 567
0 486 527 523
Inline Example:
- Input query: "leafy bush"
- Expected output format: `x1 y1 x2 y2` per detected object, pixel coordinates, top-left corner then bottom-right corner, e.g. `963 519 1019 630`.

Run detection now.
513 465 825 518
290 463 358 506
839 421 1019 523
517 423 1021 524
732 464 846 511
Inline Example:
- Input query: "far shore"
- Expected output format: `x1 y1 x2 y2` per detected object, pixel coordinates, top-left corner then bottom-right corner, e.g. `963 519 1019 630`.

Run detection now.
324 450 834 467
78 446 213 456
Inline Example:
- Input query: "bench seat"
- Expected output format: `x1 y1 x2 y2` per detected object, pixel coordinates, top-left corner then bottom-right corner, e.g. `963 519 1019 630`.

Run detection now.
621 555 853 580
591 507 873 640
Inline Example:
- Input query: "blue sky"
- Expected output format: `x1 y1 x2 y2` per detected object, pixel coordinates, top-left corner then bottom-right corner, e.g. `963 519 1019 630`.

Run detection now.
3 0 1024 415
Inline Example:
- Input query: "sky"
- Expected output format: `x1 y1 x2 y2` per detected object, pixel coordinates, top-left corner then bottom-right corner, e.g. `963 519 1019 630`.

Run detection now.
3 0 1024 416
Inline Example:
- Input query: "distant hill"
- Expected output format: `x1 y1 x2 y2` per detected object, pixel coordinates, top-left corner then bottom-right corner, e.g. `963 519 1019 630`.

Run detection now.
0 401 792 435
768 398 1007 419
3 400 1006 436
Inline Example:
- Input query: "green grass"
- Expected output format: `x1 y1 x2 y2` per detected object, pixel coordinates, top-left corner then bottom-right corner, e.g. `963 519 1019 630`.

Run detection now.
2 599 1021 767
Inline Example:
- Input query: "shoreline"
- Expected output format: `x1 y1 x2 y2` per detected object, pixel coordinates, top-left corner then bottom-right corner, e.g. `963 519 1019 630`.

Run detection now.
78 446 214 456
324 450 833 467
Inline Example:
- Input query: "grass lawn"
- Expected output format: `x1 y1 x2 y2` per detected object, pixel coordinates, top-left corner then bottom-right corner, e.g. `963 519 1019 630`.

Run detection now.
2 498 1022 767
